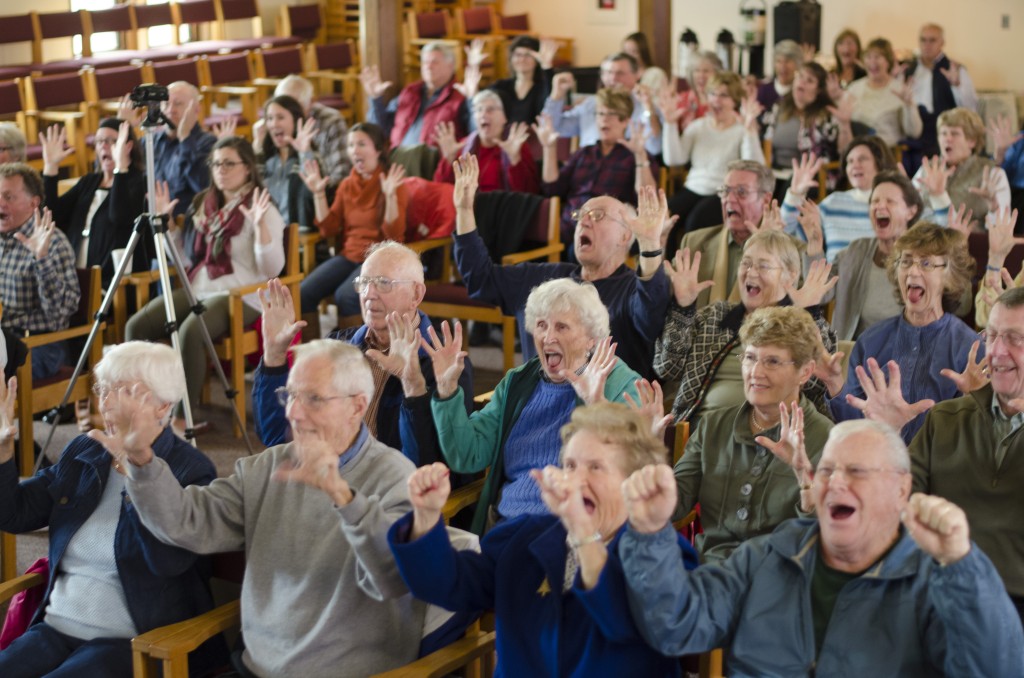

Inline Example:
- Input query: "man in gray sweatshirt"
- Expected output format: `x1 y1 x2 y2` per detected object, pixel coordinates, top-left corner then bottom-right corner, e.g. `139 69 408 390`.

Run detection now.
99 339 430 677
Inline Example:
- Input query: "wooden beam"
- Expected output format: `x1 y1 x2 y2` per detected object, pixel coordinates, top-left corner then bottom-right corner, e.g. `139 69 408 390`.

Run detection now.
359 0 403 113
638 0 672 75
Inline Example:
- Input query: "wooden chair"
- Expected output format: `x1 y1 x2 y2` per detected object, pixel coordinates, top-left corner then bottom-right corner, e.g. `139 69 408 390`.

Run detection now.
403 10 465 84
81 62 148 139
418 196 563 373
86 4 139 53
0 80 45 175
305 41 361 124
133 1 181 51
495 13 574 67
276 2 327 45
35 9 93 60
209 223 303 437
15 266 103 478
250 45 309 102
198 51 259 136
18 72 90 176
215 0 303 51
762 139 839 199
0 13 38 81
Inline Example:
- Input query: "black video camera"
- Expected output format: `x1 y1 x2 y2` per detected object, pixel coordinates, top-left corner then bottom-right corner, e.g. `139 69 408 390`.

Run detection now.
130 83 169 106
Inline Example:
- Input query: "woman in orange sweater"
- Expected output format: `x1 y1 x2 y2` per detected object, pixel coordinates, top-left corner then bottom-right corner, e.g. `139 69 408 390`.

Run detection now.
299 122 407 316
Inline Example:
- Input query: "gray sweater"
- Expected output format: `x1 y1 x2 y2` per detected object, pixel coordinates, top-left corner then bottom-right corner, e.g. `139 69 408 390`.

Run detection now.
125 436 421 678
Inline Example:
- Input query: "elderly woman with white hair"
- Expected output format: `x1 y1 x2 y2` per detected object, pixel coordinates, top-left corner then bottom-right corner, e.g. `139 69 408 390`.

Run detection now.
0 122 27 164
0 342 222 678
421 278 641 534
433 90 539 193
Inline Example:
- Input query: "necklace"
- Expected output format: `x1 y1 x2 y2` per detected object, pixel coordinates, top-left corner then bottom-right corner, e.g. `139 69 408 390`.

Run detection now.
749 408 778 433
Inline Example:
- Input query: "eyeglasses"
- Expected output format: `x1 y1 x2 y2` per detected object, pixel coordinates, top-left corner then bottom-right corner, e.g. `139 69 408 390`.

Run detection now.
211 160 243 170
274 387 351 410
814 464 908 483
980 329 1024 348
352 276 417 294
94 137 117 148
738 259 782 274
896 257 947 272
570 207 628 227
716 185 759 200
92 384 123 399
739 354 796 371
0 146 12 153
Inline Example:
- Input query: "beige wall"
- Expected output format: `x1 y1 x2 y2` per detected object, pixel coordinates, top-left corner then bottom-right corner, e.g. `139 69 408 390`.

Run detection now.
505 0 1024 93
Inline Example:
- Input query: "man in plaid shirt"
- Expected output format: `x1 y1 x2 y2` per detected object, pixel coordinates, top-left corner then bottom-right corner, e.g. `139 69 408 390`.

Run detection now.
0 164 80 379
275 75 352 196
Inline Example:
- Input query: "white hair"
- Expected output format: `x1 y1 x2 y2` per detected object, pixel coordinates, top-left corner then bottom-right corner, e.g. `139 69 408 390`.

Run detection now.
524 278 610 341
94 342 187 410
823 420 910 471
275 75 315 111
290 340 375 401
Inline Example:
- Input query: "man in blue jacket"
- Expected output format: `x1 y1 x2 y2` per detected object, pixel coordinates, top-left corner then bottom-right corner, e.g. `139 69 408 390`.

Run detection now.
618 419 1024 676
252 241 473 465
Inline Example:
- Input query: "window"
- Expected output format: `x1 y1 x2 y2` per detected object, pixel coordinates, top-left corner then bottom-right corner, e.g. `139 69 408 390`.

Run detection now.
71 0 118 55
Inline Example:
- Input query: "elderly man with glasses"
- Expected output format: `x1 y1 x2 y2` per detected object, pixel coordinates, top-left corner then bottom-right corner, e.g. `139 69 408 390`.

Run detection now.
117 339 477 677
449 156 668 378
252 241 473 464
618 418 1024 675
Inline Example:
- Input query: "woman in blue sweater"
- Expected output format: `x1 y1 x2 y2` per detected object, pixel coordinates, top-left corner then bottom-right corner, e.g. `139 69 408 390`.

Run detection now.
389 403 698 677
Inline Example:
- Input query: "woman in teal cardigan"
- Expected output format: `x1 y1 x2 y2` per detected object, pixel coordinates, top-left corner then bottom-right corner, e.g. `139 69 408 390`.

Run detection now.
423 278 641 533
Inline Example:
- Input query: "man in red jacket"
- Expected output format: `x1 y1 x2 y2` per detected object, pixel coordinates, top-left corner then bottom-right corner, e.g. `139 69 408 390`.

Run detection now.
362 43 469 150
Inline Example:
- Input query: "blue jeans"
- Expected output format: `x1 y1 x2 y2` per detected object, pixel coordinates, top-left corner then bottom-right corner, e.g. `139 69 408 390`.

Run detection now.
31 341 68 381
0 622 132 678
299 255 361 316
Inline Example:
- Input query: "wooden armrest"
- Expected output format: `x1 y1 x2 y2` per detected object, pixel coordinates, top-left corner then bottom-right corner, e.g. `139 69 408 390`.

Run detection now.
120 269 177 287
23 324 100 348
307 71 359 82
408 39 461 49
34 111 86 123
133 599 241 660
370 630 496 677
406 236 453 255
0 571 46 604
472 390 494 406
501 243 564 265
251 77 285 87
672 508 698 532
202 85 258 96
442 478 484 522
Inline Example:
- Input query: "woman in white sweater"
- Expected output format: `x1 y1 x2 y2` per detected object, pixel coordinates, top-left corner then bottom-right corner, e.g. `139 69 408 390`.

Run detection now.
846 37 922 146
659 71 764 254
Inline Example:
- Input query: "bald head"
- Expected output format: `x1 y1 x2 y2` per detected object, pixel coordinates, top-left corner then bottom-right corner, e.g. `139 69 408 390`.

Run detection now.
162 81 201 131
275 75 314 113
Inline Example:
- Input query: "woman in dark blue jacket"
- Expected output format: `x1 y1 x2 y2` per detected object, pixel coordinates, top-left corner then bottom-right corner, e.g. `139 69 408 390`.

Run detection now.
389 402 698 677
0 342 223 678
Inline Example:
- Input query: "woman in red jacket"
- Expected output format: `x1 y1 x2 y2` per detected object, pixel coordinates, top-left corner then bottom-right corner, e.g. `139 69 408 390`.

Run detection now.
299 122 407 317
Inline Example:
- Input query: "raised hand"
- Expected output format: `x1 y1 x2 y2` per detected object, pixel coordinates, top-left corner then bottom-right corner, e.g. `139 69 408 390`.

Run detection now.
407 463 451 539
116 94 146 127
550 72 575 100
366 312 427 397
754 401 814 511
740 94 764 133
257 278 305 368
986 207 1023 268
39 125 74 175
532 113 559 147
252 118 267 150
452 154 479 211
845 358 935 431
150 180 179 216
624 185 667 251
989 114 1024 164
920 155 953 197
940 340 990 395
789 152 823 198
533 39 559 70
176 97 199 140
464 38 488 68
453 64 482 100
421 320 467 399
749 199 785 234
946 203 974 237
433 120 463 164
812 335 846 397
299 158 330 196
0 376 17 464
239 186 271 226
211 117 237 140
891 78 915 107
967 166 1005 215
273 436 354 506
496 121 531 166
531 465 596 539
979 267 1017 311
379 163 406 197
785 258 837 308
87 384 166 468
826 93 855 125
902 493 971 565
289 116 319 154
938 61 962 87
564 336 617 404
622 463 677 534
113 120 134 173
16 208 55 260
796 198 825 257
617 119 648 157
623 378 674 437
656 87 683 124
359 65 392 99
663 247 715 307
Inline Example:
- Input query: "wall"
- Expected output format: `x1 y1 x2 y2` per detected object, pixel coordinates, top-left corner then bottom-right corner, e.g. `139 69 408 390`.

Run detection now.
504 0 1024 92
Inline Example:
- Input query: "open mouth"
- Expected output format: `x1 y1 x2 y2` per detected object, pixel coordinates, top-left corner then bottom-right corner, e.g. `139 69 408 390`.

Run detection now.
875 215 891 229
582 497 596 514
543 351 564 373
905 284 925 304
725 208 741 220
577 233 593 250
828 503 855 520
745 283 762 297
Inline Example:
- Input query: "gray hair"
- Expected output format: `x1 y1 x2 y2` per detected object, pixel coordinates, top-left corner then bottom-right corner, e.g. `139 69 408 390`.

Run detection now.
93 342 187 415
774 39 804 65
743 230 801 279
687 50 723 85
0 123 27 162
364 240 425 283
524 278 610 341
822 420 910 472
421 42 456 64
168 81 201 102
290 340 375 401
727 159 775 195
471 89 504 112
996 286 1024 310
275 75 315 111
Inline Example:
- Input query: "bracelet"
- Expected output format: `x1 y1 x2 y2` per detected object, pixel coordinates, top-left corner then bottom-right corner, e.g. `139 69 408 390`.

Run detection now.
635 162 651 168
987 265 1002 273
568 531 602 549
640 248 664 258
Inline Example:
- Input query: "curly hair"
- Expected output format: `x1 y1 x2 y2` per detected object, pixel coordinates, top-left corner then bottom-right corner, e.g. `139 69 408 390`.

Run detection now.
739 306 822 367
595 87 634 121
937 107 987 156
886 222 975 312
560 402 668 474
525 278 610 342
778 62 833 124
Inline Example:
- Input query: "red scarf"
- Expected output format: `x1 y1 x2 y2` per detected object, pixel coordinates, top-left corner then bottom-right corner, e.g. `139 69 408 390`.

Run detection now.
190 186 253 281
